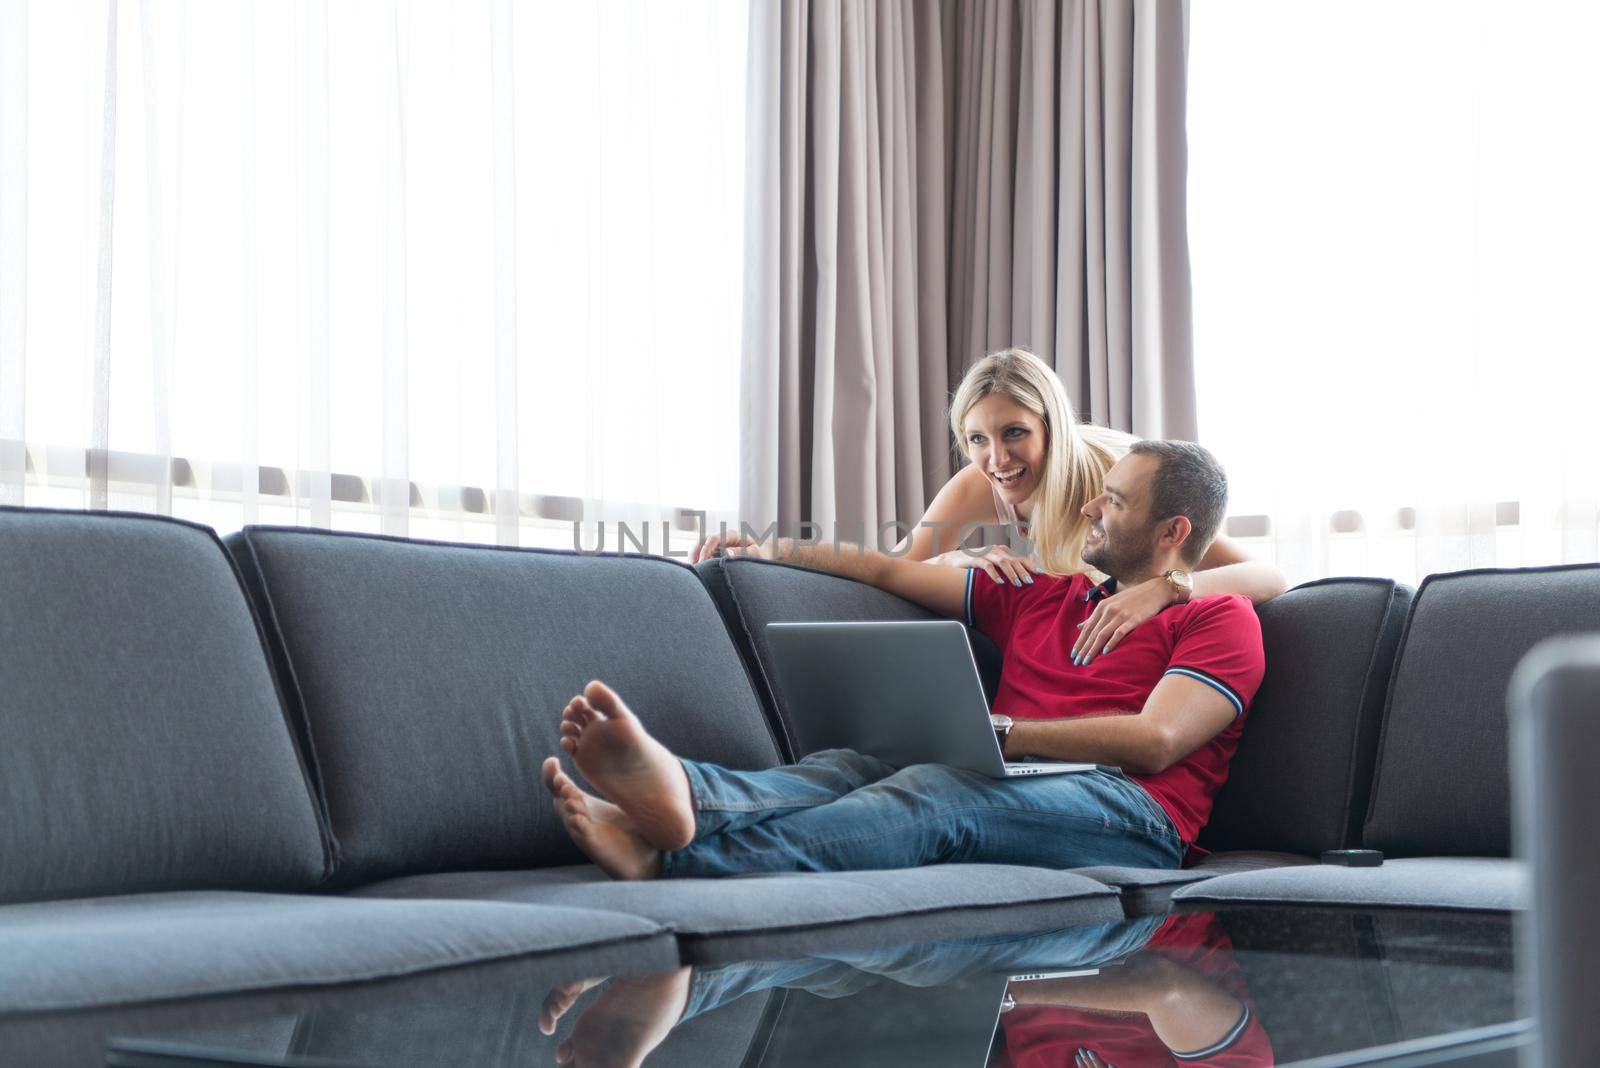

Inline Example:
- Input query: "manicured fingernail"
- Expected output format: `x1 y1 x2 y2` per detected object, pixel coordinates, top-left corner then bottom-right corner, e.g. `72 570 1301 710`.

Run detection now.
1010 576 1021 586
1024 575 1034 584
1076 620 1086 628
992 574 1004 584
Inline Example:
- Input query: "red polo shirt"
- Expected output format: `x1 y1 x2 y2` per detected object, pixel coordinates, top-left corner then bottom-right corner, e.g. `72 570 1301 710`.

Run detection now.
966 569 1265 852
993 912 1275 1067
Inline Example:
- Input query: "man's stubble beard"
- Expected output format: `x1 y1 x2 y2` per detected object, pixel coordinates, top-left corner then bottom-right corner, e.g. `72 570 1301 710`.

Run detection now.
1081 528 1160 583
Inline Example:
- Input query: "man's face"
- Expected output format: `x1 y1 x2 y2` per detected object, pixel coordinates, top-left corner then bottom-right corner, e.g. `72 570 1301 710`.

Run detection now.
1080 453 1163 578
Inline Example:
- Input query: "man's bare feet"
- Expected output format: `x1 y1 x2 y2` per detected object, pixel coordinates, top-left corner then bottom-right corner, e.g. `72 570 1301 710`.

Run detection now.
542 757 661 881
539 976 606 1036
549 967 693 1068
558 680 696 851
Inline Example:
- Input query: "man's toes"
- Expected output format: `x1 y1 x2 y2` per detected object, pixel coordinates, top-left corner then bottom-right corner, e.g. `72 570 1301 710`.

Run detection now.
583 679 632 720
541 757 563 791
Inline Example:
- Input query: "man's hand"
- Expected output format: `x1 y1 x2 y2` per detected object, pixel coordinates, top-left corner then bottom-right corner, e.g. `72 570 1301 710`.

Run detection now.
690 530 772 563
1071 577 1183 665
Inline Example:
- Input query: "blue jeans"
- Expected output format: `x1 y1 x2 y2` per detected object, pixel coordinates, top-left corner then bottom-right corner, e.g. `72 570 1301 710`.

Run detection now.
678 916 1167 1023
659 749 1184 878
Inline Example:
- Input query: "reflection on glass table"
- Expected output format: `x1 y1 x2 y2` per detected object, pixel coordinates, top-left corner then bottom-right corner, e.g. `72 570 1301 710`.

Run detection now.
103 907 1522 1068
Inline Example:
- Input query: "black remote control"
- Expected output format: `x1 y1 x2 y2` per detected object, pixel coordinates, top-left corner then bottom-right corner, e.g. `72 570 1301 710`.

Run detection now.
1321 849 1383 867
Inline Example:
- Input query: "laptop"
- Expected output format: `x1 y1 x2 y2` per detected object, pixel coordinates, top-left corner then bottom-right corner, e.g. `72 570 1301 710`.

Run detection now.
764 620 1105 778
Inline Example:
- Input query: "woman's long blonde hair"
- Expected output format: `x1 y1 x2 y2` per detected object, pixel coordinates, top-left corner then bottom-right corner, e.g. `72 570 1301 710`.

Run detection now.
949 348 1134 575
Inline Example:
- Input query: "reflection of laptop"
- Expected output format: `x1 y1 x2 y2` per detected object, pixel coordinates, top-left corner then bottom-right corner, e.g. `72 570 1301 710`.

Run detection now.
765 620 1108 778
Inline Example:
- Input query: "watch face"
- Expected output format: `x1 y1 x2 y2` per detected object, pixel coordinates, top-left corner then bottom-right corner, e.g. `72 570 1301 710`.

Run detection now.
1169 569 1193 591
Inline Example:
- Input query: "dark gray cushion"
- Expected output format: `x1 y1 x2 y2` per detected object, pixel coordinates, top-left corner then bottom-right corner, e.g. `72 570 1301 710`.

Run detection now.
228 528 782 885
2 924 680 1068
351 863 1123 963
1200 578 1411 856
1365 564 1600 857
1169 857 1526 911
1072 850 1315 916
695 557 1004 760
0 507 327 903
0 890 672 1013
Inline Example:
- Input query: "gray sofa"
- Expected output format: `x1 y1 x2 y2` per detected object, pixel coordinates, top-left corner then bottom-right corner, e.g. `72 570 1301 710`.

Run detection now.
1 506 1593 1063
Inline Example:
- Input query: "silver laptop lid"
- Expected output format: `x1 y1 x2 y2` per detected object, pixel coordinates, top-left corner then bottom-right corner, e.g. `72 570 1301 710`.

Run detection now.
765 620 1010 775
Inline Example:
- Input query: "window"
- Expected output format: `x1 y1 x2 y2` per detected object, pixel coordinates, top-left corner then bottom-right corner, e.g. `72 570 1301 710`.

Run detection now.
1188 0 1600 584
2 0 747 549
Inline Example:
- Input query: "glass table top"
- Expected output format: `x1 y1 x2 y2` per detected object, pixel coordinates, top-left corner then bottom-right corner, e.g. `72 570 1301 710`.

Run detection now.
102 906 1526 1068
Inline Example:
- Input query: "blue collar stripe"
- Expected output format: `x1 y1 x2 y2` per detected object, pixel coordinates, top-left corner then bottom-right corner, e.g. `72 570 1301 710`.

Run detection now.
964 567 975 629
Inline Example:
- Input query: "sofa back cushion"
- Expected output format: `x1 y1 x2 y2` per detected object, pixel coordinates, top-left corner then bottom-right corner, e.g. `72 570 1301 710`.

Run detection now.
228 528 782 886
1199 579 1411 856
1364 564 1600 857
694 557 1004 761
0 508 328 903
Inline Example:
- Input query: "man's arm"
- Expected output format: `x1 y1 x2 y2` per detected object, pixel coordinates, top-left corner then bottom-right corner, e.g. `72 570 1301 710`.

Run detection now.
726 538 969 619
1002 674 1237 774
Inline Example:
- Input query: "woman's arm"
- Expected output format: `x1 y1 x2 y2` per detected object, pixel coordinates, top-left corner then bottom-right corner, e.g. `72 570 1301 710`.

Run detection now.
1071 536 1287 665
895 463 995 561
1190 535 1289 605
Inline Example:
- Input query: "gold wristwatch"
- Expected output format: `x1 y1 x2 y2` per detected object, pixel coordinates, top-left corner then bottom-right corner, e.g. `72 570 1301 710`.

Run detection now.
1163 568 1194 602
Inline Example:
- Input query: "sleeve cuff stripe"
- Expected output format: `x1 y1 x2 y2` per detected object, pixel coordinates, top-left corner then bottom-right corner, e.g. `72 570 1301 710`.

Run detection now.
1165 667 1245 718
964 568 975 628
1173 1004 1251 1060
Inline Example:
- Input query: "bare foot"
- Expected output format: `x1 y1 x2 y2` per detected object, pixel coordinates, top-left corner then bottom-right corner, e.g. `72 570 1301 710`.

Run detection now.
559 681 696 851
554 967 693 1068
539 976 606 1035
541 755 629 827
542 756 661 881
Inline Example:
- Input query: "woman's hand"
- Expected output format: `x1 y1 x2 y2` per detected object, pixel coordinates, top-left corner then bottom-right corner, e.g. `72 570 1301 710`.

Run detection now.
930 544 1036 587
1071 577 1182 665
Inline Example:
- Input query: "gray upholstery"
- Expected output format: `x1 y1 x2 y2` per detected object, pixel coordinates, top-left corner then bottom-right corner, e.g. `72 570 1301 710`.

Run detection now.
0 890 672 1013
3 934 680 1068
1169 857 1527 911
1073 850 1315 915
227 527 782 885
1202 578 1411 855
694 557 1004 760
0 508 327 903
1511 636 1600 1068
1365 564 1600 857
351 863 1123 963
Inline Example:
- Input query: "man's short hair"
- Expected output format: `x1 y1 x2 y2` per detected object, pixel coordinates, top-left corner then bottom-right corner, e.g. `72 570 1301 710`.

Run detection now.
1128 440 1229 565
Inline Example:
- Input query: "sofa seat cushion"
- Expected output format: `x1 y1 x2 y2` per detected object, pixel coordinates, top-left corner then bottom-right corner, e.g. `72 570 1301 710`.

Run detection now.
0 891 673 1014
227 527 783 886
352 863 1123 962
0 508 328 902
1072 850 1315 915
1169 857 1526 912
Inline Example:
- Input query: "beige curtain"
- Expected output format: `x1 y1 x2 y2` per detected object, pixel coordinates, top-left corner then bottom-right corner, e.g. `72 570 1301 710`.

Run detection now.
741 0 1196 540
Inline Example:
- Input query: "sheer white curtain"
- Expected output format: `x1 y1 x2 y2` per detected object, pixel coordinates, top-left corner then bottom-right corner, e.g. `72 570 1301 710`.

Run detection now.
1188 0 1600 587
0 0 746 550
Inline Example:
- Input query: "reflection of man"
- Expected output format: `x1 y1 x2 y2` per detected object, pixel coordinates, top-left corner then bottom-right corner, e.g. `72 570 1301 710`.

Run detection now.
541 441 1264 878
539 912 1272 1068
996 913 1274 1067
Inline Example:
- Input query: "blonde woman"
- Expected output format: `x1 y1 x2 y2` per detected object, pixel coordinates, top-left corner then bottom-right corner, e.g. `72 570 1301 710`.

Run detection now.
903 348 1286 663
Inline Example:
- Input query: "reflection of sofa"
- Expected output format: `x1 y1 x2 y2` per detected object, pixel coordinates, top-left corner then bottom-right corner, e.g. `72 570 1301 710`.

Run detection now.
2 507 1593 1061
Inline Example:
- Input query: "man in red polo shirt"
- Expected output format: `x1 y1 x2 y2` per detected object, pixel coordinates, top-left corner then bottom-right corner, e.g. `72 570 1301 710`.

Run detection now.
542 440 1264 881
